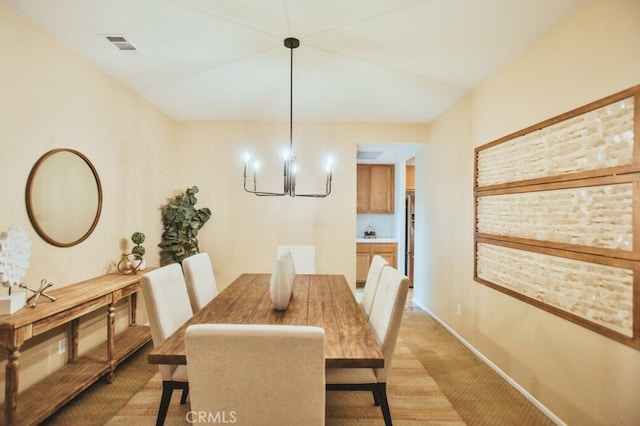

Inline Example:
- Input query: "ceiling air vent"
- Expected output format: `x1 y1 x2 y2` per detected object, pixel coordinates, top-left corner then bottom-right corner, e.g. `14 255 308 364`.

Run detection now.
357 151 384 160
105 35 137 51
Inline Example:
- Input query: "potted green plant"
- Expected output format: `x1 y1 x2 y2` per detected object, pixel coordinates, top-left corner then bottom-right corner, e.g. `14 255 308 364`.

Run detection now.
158 186 212 265
117 231 146 274
130 232 146 270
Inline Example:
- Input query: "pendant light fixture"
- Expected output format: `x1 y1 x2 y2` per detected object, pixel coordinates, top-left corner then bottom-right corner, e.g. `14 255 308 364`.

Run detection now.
243 38 334 197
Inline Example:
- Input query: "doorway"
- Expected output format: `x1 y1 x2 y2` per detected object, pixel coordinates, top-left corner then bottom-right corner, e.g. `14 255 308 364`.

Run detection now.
356 143 425 284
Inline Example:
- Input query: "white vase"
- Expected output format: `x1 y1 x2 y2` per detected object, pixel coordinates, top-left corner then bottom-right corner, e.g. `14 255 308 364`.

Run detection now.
0 292 26 315
280 251 296 293
270 259 291 310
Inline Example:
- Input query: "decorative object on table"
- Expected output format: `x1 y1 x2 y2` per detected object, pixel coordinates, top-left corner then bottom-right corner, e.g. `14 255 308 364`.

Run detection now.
159 186 212 265
0 225 31 314
117 253 138 275
242 37 334 198
280 251 295 293
129 231 146 270
19 279 56 308
364 224 376 238
270 253 294 311
117 231 146 274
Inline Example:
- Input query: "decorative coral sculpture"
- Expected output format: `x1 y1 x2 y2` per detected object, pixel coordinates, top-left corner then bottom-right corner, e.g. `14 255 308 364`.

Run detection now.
0 225 31 292
0 226 31 314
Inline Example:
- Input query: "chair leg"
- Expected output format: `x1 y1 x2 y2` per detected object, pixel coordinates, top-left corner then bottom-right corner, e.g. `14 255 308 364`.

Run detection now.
157 381 189 426
375 383 392 426
326 382 393 425
156 381 174 426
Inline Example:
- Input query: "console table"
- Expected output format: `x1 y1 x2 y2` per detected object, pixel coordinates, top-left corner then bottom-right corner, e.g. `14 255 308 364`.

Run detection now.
0 272 152 425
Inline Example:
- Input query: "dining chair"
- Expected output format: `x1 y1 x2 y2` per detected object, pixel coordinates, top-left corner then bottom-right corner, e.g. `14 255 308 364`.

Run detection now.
276 245 315 273
141 264 192 426
182 252 218 313
185 323 326 425
359 255 389 319
326 265 409 426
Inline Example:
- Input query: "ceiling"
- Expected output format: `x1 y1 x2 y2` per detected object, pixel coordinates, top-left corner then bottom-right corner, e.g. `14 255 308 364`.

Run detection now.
4 0 586 123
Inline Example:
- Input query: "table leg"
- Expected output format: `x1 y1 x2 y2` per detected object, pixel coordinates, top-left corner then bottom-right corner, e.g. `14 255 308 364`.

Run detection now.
107 305 115 383
4 347 20 425
70 319 80 362
130 292 138 326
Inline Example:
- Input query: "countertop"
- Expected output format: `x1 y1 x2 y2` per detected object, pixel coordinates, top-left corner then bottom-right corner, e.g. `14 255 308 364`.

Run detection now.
356 238 398 243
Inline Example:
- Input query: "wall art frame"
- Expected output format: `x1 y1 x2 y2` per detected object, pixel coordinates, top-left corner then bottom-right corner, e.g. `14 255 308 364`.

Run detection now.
474 85 640 350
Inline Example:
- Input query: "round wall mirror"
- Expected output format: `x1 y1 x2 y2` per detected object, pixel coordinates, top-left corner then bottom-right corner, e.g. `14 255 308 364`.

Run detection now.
26 148 103 247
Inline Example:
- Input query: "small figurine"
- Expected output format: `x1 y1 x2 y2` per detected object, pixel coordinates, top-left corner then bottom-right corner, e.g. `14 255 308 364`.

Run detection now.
20 279 57 308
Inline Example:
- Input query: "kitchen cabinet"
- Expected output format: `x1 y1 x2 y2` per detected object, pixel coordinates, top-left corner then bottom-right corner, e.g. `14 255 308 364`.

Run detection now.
406 165 415 191
356 242 397 286
357 164 395 214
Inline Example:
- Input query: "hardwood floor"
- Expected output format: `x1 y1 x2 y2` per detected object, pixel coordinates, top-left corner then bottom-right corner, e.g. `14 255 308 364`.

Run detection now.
51 287 554 425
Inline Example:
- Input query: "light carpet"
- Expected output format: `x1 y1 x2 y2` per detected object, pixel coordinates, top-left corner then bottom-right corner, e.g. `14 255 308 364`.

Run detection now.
107 338 465 425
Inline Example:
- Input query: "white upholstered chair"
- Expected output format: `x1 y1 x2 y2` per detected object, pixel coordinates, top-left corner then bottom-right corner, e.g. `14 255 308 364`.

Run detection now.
185 324 326 425
182 252 218 313
359 255 389 319
326 266 409 426
276 245 315 274
140 264 192 426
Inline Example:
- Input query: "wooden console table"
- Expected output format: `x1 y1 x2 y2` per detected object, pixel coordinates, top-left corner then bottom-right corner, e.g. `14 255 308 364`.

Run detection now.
0 272 152 425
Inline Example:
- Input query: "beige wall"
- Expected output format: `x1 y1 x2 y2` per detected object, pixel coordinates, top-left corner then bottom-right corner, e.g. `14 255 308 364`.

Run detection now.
0 3 428 392
0 3 175 285
172 121 428 289
6 0 638 422
413 1 640 424
0 2 176 391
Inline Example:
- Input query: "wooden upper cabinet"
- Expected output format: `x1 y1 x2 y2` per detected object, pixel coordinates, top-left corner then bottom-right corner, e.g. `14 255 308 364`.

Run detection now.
357 165 372 212
406 165 415 191
357 164 395 214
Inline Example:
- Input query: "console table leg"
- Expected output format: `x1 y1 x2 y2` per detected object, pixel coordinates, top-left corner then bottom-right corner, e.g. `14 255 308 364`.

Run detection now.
107 305 116 383
5 348 20 426
130 292 138 326
70 319 80 363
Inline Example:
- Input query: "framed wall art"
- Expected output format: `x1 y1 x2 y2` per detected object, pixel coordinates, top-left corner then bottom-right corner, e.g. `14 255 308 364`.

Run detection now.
474 85 640 349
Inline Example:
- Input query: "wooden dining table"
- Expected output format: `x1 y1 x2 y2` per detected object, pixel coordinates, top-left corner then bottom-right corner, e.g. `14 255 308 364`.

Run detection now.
148 273 383 368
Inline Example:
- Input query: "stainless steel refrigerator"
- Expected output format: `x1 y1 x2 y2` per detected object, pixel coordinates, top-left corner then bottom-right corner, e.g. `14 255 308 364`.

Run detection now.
405 192 414 286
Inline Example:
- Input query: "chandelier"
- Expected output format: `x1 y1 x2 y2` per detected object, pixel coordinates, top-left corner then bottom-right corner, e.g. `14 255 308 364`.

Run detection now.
243 37 334 197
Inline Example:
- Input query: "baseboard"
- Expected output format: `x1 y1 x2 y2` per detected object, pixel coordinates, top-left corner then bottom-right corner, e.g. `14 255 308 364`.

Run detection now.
412 298 566 426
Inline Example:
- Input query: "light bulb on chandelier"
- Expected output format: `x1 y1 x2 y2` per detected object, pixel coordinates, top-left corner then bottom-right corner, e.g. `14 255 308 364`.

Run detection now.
243 37 334 198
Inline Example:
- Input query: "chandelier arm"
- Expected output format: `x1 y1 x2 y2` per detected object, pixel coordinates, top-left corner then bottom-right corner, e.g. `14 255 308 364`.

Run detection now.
294 172 332 198
243 175 286 196
246 189 287 196
293 192 331 198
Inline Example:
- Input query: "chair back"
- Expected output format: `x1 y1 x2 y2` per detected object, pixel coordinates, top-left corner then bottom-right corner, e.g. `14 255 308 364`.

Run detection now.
186 324 325 425
276 245 315 274
360 255 389 318
141 263 193 380
368 266 409 382
182 252 218 313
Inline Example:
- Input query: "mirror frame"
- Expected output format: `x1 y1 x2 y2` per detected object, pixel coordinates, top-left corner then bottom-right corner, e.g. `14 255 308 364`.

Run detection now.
25 148 103 247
